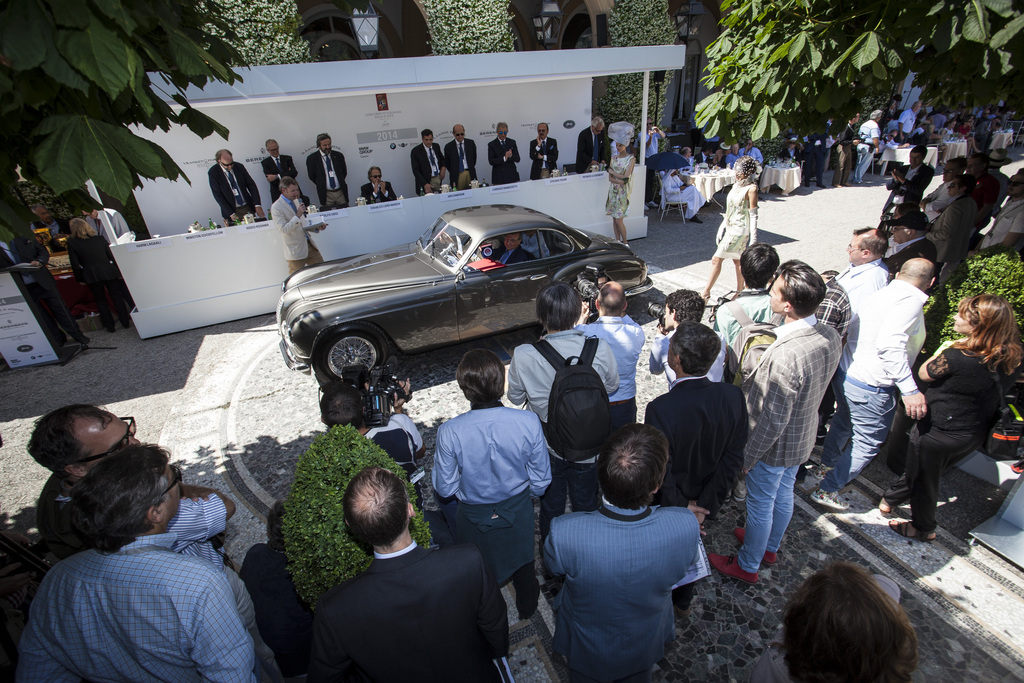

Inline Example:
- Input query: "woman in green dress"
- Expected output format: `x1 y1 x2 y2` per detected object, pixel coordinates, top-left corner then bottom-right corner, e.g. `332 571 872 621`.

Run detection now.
605 121 635 245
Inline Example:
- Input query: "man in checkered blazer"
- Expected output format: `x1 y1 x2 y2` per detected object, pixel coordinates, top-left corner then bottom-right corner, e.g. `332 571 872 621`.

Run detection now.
709 261 842 584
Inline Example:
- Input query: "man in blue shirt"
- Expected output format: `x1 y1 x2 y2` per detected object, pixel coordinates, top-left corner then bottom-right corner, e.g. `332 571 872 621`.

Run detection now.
17 445 257 682
577 281 645 431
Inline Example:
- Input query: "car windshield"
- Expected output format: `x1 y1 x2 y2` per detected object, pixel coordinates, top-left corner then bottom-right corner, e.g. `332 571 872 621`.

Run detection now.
418 219 472 269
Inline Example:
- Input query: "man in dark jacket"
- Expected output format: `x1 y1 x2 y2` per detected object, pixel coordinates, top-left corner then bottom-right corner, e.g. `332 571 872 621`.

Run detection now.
261 139 305 203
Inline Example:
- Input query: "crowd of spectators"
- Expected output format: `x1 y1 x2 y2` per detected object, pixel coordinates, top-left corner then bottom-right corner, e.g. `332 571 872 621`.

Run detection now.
5 104 1024 683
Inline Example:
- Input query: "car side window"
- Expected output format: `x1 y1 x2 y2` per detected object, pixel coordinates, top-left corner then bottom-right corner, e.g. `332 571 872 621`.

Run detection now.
540 229 574 256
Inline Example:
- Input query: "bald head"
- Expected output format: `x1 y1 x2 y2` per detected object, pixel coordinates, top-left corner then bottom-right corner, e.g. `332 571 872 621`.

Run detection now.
898 258 935 290
597 281 627 317
342 467 410 549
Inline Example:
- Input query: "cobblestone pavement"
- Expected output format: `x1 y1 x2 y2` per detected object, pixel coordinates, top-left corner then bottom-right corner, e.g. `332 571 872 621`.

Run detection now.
3 157 1024 681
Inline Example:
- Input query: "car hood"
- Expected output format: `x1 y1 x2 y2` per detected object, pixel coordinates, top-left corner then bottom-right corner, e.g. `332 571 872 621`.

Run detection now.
285 244 449 302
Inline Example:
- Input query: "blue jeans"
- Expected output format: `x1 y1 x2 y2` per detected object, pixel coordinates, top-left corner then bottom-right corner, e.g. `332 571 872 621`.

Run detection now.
853 143 873 182
738 461 798 574
539 454 598 544
821 375 897 493
609 397 637 434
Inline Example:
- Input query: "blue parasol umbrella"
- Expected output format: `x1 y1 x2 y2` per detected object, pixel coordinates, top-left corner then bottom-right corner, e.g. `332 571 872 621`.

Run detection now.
645 151 689 171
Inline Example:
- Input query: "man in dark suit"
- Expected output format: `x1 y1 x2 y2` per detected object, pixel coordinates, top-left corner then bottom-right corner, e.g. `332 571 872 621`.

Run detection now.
411 129 446 195
529 122 559 180
260 139 305 203
575 117 605 173
646 322 746 613
307 467 508 682
359 166 397 204
490 232 535 265
208 150 265 224
30 204 71 252
443 123 477 190
487 122 520 185
305 133 349 209
883 210 937 276
883 145 935 214
544 424 700 682
1 236 89 345
696 147 716 166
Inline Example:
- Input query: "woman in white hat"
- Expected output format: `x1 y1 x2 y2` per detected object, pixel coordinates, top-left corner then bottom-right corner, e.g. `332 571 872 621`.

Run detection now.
605 121 636 244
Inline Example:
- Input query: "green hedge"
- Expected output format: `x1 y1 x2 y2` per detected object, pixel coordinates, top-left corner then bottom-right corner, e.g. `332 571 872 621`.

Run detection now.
923 247 1024 356
283 425 432 607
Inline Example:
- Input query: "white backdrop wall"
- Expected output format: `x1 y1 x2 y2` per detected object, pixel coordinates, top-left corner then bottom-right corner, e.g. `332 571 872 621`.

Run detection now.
132 78 593 235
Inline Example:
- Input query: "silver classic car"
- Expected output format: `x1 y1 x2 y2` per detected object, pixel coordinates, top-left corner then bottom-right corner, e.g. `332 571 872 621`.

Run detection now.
277 204 652 382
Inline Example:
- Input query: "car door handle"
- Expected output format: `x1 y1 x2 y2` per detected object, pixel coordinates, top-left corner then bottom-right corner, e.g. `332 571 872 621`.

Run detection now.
530 274 548 281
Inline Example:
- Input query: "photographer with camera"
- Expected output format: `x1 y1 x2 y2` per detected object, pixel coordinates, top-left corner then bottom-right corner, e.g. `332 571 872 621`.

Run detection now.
649 289 726 386
710 243 780 348
576 281 645 432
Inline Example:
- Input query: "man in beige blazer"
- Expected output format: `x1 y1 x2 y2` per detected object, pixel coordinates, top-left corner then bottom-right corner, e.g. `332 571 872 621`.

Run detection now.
272 176 326 275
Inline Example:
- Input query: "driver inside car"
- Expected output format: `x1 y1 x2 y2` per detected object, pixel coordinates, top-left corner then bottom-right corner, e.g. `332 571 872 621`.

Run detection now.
491 232 536 265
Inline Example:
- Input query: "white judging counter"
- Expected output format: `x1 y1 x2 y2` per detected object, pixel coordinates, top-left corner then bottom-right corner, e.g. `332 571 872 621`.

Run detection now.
113 174 647 338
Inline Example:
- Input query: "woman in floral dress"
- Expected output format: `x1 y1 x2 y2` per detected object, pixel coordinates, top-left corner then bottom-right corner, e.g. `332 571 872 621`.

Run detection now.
701 155 760 300
605 121 635 245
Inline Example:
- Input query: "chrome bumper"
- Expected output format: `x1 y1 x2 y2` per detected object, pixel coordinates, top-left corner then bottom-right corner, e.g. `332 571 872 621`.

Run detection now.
626 277 655 297
279 339 310 373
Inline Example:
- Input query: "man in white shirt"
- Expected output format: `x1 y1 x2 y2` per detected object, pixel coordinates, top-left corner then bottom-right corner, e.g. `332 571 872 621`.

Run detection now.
978 170 1024 251
836 228 889 354
811 259 934 510
577 281 646 432
650 289 726 386
742 138 764 164
853 109 882 184
644 118 663 208
897 101 921 143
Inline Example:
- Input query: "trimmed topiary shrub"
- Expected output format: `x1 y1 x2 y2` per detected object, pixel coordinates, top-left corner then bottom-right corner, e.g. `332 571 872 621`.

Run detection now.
283 424 432 608
423 0 514 55
923 247 1024 356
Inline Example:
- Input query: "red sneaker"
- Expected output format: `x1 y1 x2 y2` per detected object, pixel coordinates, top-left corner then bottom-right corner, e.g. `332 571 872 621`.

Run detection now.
709 553 759 584
732 528 777 565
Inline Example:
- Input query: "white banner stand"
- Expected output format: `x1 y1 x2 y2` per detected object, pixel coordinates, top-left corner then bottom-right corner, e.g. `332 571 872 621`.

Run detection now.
0 267 79 369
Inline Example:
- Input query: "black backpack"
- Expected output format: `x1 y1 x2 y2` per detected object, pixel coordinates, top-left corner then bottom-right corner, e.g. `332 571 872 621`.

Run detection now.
533 338 611 461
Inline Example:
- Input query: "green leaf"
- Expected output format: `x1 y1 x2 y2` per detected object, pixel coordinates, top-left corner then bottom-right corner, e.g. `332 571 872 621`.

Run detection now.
750 107 769 140
963 1 990 42
41 50 89 92
825 35 864 77
807 41 822 70
789 32 807 63
166 29 218 76
872 59 888 80
981 0 1014 18
0 0 50 70
852 31 880 70
95 123 164 178
32 117 89 193
49 0 89 28
991 13 1024 49
91 0 138 33
768 37 793 66
175 105 229 140
56 21 133 95
933 16 954 52
80 119 135 199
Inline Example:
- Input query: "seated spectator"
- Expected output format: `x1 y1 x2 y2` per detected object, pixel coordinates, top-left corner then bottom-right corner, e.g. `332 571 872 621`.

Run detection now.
750 562 917 682
240 500 313 681
711 242 781 347
921 157 967 221
883 211 937 276
742 138 764 164
491 232 535 264
678 146 694 170
307 467 509 681
659 169 706 222
544 424 701 682
724 143 741 168
432 349 551 621
777 137 804 163
650 288 727 385
977 169 1024 252
884 145 934 215
17 446 257 682
359 166 397 203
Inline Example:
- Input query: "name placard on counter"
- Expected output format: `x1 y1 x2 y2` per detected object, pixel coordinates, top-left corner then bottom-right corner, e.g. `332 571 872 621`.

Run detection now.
489 183 521 194
368 200 403 213
183 229 226 243
544 176 572 186
579 171 607 182
237 221 275 234
439 190 471 203
123 238 173 252
312 208 348 220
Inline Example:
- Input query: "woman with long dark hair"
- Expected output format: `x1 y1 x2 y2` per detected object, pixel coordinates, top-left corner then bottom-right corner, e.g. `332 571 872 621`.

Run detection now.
881 294 1022 541
66 217 132 333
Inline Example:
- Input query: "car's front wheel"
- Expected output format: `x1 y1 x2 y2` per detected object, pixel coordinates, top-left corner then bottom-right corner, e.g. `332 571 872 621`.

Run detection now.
312 324 389 384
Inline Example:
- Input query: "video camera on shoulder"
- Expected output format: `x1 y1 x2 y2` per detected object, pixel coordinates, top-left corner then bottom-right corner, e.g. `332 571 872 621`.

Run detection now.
575 264 607 324
339 357 410 428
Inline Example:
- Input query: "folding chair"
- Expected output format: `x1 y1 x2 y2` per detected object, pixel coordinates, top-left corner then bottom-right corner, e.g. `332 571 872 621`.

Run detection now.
658 173 688 223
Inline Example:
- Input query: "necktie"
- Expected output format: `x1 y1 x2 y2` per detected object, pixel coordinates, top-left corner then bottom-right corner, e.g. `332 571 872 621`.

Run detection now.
592 133 599 161
428 147 438 176
324 155 337 190
285 197 296 213
227 170 244 206
459 143 466 173
275 157 282 172
500 250 510 264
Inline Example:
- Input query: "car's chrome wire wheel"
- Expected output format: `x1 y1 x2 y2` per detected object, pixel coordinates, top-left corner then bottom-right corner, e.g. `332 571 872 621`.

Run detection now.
327 335 378 375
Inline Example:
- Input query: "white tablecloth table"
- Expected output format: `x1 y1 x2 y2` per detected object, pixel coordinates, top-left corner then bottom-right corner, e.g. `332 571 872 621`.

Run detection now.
682 170 736 205
759 165 802 194
879 146 939 174
940 141 967 163
992 131 1014 149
